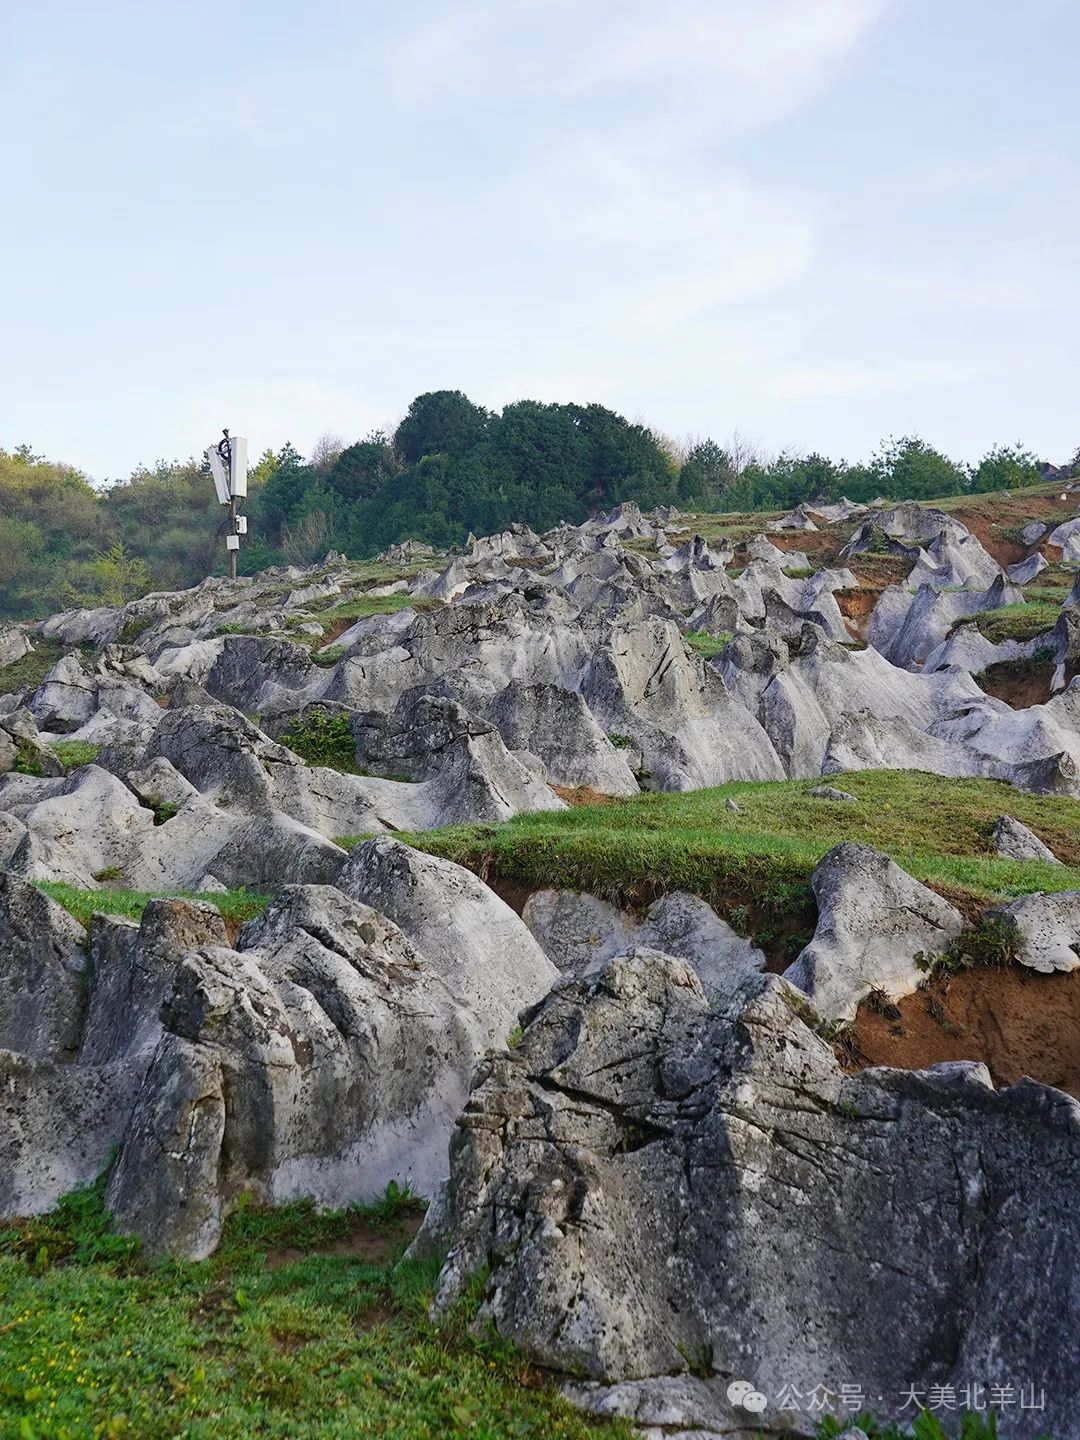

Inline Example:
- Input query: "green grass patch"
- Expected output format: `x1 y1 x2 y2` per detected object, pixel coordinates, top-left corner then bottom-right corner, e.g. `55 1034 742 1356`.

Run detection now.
954 600 1061 644
49 740 102 769
401 770 1080 911
0 638 67 696
37 883 269 929
685 630 732 658
315 593 442 624
117 613 157 645
0 1177 631 1440
310 644 347 667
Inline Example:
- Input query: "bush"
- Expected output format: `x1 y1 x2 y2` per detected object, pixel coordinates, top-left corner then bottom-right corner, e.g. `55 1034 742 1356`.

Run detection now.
279 707 359 771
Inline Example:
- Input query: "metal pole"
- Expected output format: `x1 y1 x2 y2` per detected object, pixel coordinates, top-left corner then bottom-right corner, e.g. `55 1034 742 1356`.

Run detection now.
229 495 238 581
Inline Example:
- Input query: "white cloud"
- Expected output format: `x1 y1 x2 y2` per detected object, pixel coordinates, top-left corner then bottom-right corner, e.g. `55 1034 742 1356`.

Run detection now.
386 0 888 132
506 138 821 326
766 356 986 400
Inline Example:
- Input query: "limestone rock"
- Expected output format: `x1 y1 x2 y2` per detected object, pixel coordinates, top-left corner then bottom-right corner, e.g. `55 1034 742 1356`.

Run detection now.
107 884 509 1256
990 815 1061 864
522 888 763 1004
0 873 88 1060
428 952 1080 1440
336 838 557 1042
989 890 1080 973
784 843 964 1019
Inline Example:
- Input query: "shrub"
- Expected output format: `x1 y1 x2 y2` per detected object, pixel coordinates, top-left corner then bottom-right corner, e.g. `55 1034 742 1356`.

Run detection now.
279 707 359 771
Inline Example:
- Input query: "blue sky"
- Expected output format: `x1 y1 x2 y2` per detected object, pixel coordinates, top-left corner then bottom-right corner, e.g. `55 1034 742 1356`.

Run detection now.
3 0 1077 480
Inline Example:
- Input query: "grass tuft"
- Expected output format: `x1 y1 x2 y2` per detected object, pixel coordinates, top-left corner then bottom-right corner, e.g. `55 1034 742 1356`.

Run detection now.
36 883 269 928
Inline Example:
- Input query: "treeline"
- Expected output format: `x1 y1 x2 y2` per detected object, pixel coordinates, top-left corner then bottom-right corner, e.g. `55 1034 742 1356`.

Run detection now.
0 388 1071 620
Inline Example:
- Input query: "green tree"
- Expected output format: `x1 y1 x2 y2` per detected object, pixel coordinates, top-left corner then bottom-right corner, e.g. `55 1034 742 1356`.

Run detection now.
63 539 152 608
677 440 736 508
393 391 490 467
327 432 397 501
969 442 1042 493
869 435 966 500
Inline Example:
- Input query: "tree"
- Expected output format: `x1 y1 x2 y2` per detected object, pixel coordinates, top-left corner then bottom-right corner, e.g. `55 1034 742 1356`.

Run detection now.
309 432 346 477
62 539 151 609
678 440 736 508
258 442 315 532
869 436 966 500
393 391 490 467
327 432 397 501
969 443 1042 493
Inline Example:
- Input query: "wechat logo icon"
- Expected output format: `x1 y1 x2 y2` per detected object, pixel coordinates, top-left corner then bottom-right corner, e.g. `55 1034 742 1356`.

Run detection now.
727 1379 768 1414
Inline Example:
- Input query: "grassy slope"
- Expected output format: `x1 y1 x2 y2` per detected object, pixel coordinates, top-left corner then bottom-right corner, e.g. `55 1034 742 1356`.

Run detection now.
0 640 69 697
0 1182 628 1440
37 883 269 929
402 771 1080 917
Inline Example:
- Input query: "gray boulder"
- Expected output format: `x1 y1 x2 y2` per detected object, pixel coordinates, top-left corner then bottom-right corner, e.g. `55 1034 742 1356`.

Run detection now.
785 843 964 1019
991 815 1061 864
107 884 509 1257
989 890 1080 973
523 888 764 1004
0 874 88 1060
336 838 557 1042
0 625 31 669
0 894 227 1218
428 951 1080 1440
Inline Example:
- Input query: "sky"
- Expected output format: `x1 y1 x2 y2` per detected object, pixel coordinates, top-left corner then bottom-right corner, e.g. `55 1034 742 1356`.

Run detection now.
2 0 1078 481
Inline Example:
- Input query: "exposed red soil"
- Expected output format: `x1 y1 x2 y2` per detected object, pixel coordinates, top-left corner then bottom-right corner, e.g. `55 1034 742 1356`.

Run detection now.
323 614 358 645
977 660 1056 709
948 492 1076 565
976 657 1079 710
549 784 619 807
850 964 1080 1099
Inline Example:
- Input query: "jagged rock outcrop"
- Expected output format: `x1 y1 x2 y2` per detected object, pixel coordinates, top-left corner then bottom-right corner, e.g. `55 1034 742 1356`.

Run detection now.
336 838 557 1042
0 892 226 1217
522 888 764 1004
426 951 1080 1440
784 843 964 1019
106 884 503 1257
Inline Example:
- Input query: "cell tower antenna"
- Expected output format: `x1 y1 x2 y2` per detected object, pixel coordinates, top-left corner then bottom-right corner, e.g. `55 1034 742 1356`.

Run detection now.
205 427 248 580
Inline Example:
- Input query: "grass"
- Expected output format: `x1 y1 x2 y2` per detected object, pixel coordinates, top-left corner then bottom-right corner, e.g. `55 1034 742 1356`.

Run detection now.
0 1177 632 1440
49 741 102 769
37 883 269 929
684 630 731 658
313 593 442 625
0 639 67 697
394 772 1080 925
0 1180 1006 1440
954 601 1061 644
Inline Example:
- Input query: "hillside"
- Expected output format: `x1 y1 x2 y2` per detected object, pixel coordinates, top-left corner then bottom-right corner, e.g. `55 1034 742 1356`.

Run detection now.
1 478 1079 1438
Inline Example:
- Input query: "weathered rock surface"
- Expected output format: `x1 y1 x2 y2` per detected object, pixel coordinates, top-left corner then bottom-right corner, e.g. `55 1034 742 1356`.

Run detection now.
106 884 502 1257
991 814 1061 864
0 894 227 1217
336 838 557 1042
990 890 1080 973
427 951 1080 1440
0 874 88 1060
522 888 764 1004
784 843 964 1019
